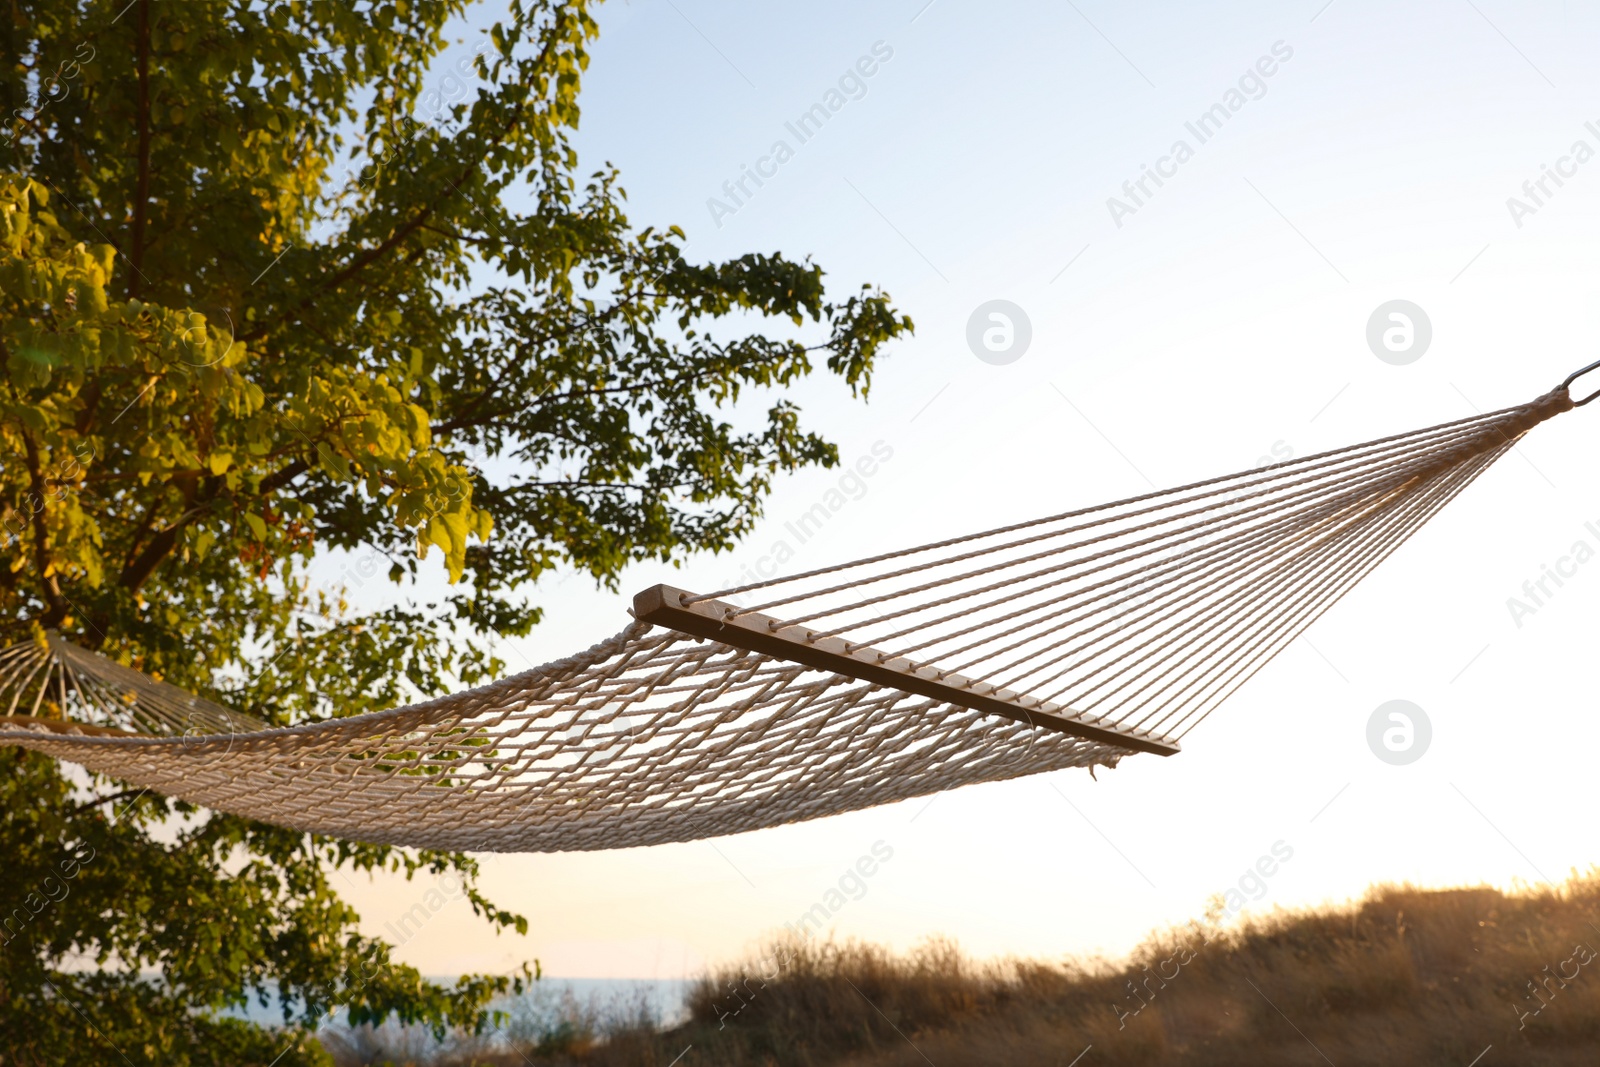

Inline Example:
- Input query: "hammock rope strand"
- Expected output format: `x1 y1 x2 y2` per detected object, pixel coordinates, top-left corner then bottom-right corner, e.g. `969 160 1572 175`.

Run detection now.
0 381 1577 851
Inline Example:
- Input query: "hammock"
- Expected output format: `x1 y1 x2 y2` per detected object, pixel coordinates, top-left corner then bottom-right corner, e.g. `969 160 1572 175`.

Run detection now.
2 369 1593 852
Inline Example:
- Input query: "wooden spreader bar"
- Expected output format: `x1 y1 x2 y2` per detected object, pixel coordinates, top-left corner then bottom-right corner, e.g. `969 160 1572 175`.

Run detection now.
633 585 1180 757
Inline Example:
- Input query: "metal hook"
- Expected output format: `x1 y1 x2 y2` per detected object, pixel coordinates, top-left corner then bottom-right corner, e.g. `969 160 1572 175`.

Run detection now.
1562 358 1600 406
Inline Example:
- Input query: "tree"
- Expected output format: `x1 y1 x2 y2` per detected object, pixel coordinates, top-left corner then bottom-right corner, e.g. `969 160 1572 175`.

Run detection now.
0 0 911 1060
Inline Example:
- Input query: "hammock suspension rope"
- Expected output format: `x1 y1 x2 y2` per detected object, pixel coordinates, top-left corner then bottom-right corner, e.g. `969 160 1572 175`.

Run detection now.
1 365 1592 851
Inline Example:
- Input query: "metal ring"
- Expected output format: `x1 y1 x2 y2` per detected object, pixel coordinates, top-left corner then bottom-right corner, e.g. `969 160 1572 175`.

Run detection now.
1562 358 1600 406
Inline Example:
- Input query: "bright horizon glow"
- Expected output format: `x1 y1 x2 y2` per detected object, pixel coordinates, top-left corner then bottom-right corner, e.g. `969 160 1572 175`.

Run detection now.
329 0 1600 982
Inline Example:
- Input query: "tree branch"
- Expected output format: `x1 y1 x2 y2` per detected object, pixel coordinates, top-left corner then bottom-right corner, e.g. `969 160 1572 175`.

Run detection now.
436 352 797 435
236 27 567 345
499 478 698 495
117 475 216 593
259 458 311 495
127 0 153 299
18 429 69 628
70 787 147 815
118 493 163 577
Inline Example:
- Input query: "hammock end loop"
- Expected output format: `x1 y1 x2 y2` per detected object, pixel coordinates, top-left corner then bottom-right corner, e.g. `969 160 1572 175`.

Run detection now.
1560 358 1600 407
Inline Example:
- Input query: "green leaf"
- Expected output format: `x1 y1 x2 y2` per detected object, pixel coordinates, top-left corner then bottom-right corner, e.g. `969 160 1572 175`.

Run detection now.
0 0 909 1050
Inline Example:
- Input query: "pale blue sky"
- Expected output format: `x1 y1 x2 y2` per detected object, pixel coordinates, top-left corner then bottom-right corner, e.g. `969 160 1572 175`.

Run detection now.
329 0 1600 980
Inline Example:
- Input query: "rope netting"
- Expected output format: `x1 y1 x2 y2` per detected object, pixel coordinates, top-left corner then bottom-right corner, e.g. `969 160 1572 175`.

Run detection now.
650 389 1573 748
0 382 1580 852
0 625 1114 851
0 631 264 736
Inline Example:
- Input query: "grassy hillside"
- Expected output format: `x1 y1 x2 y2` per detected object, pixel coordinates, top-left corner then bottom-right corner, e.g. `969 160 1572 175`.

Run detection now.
327 873 1600 1066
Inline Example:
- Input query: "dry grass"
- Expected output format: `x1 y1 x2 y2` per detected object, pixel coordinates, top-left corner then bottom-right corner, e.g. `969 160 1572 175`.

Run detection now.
324 872 1600 1066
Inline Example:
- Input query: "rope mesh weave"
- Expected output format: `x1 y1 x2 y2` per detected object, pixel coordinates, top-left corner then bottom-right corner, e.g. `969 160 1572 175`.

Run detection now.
0 387 1573 852
0 624 1115 850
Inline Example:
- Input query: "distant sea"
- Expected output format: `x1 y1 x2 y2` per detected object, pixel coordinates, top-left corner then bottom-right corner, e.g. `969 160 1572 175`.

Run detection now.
229 976 693 1031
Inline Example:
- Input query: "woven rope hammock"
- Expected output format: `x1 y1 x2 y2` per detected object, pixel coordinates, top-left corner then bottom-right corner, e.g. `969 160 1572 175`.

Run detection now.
2 369 1594 852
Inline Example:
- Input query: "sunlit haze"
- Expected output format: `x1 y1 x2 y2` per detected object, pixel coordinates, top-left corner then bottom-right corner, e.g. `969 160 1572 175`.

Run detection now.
324 0 1600 982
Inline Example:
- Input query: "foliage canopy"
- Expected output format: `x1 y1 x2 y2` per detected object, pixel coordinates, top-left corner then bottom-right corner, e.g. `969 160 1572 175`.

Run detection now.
0 0 909 1060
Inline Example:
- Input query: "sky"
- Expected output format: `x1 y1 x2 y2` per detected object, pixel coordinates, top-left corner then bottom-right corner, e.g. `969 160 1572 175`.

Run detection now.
332 0 1600 982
